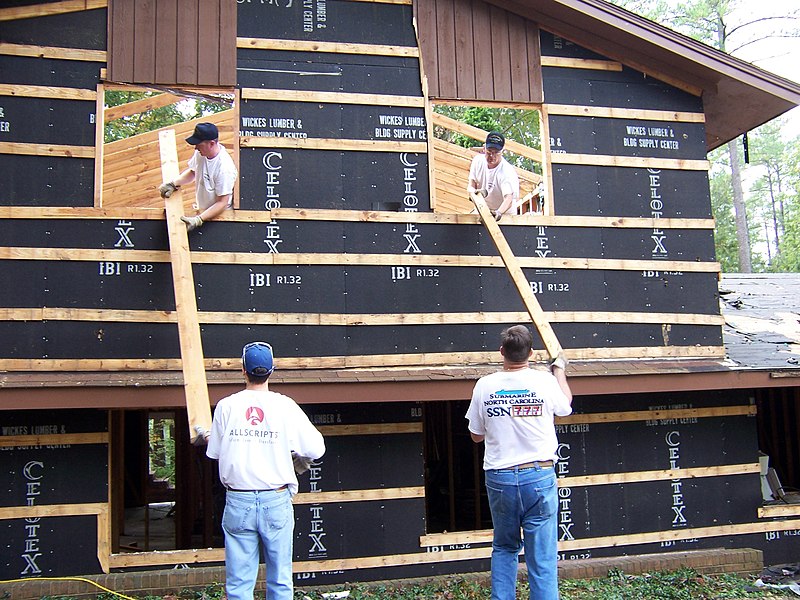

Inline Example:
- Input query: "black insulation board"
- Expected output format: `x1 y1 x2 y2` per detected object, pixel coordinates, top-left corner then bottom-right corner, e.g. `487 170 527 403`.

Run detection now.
1 515 102 579
539 30 609 61
0 321 722 360
237 49 422 96
237 0 416 47
0 155 95 207
240 99 427 142
2 256 720 315
552 165 712 218
0 55 102 89
0 5 107 50
294 498 425 560
549 115 707 160
0 96 96 146
238 149 430 211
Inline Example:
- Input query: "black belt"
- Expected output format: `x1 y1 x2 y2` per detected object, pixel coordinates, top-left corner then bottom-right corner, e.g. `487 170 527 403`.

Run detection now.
226 484 288 492
515 460 554 469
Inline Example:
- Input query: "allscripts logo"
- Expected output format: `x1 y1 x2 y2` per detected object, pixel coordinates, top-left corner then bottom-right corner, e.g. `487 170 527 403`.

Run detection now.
245 407 265 426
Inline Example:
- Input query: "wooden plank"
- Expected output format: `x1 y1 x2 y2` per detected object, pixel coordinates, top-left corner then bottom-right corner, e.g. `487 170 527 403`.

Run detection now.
133 0 157 84
0 83 96 101
525 21 543 104
508 14 529 102
471 0 493 99
0 0 106 21
489 5 511 101
0 345 726 374
0 141 94 158
470 190 561 358
0 432 109 447
237 37 419 57
0 307 725 327
240 136 428 153
453 0 475 99
197 0 220 86
434 0 457 97
0 246 721 273
545 103 706 123
759 504 800 518
158 129 212 442
104 92 185 123
241 87 424 107
557 404 756 425
540 56 622 71
94 83 105 207
316 423 423 435
0 42 106 62
293 486 424 505
218 0 238 86
550 152 710 171
562 463 760 488
0 503 107 520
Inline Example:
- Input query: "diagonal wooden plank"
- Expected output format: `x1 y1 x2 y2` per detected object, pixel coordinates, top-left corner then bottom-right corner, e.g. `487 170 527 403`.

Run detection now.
159 129 211 442
470 191 562 359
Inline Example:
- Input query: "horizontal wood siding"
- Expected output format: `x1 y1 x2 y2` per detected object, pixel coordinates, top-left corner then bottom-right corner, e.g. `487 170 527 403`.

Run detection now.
107 0 235 86
415 0 543 104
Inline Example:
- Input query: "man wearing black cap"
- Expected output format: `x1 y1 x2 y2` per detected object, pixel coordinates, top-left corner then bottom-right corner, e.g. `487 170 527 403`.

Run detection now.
467 131 520 221
204 342 325 600
159 122 238 231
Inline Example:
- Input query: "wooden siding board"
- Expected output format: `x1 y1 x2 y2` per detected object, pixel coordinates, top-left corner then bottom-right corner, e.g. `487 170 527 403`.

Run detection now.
132 0 157 83
508 13 528 102
154 0 179 84
414 0 440 97
218 0 237 86
526 21 543 104
197 0 220 86
453 0 476 99
489 5 511 101
109 0 134 82
471 0 493 99
177 0 199 85
435 0 457 98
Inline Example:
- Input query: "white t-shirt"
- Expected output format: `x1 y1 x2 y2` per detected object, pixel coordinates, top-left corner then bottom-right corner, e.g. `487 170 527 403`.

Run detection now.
466 368 572 471
468 154 520 211
206 388 325 496
188 144 238 211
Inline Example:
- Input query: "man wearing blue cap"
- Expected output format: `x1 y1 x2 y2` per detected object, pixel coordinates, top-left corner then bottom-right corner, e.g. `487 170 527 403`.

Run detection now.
204 342 325 600
159 122 238 231
467 131 520 221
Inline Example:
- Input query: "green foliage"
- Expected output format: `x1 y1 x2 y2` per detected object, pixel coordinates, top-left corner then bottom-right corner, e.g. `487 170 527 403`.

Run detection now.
104 91 231 143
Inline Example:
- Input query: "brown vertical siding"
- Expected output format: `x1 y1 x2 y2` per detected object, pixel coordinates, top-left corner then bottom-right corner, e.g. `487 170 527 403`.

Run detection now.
414 0 543 104
107 0 235 87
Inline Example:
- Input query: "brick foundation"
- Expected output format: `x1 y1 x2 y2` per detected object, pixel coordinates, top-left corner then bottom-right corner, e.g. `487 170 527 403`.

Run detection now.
1 548 763 600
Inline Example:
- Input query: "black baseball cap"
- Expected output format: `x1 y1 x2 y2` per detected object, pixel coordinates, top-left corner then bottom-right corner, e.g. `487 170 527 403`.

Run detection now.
485 131 505 150
186 122 219 145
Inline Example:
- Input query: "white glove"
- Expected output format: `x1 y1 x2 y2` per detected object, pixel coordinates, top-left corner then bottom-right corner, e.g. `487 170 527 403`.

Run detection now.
192 425 210 446
181 215 203 231
292 453 314 475
549 352 569 372
494 210 503 222
159 181 179 198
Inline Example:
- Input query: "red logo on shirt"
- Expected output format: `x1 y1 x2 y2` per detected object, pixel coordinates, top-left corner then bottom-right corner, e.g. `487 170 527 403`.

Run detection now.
245 406 265 426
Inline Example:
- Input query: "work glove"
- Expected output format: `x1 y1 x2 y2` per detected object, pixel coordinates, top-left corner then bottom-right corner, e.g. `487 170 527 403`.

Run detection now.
292 452 314 475
494 210 503 222
192 425 210 447
549 352 569 372
181 215 203 231
159 181 179 199
477 188 488 198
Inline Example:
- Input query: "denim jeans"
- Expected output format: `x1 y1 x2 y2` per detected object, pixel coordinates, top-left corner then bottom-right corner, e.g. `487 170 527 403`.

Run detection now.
485 465 559 600
221 488 294 600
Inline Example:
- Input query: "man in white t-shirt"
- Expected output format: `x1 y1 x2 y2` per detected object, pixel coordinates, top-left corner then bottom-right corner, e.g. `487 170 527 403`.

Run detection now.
466 325 572 600
467 131 520 221
159 122 238 231
203 342 325 600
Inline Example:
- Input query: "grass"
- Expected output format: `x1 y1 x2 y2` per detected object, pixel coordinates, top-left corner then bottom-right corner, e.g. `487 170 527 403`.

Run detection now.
36 568 793 599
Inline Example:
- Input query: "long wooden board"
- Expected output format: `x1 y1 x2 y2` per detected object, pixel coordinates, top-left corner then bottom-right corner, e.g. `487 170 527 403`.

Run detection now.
158 130 211 442
470 191 562 359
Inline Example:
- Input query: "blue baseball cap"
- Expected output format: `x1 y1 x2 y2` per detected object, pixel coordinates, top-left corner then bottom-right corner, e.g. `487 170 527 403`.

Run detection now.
485 131 505 150
242 342 274 376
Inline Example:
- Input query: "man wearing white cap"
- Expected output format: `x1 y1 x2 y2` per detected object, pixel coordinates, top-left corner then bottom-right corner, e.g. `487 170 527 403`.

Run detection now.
159 122 238 231
204 342 325 600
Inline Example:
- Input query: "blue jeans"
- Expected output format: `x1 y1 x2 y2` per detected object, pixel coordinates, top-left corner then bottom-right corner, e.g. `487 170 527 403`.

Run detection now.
485 466 559 600
221 488 294 600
